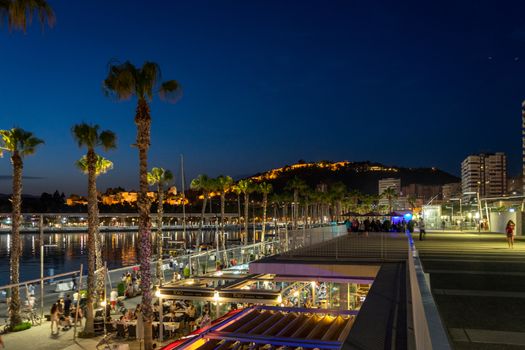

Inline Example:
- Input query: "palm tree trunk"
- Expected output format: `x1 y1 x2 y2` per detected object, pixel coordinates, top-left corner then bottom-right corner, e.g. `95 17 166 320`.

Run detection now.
135 98 153 350
198 196 207 249
84 149 97 335
220 193 227 264
9 152 23 327
94 199 104 302
156 184 164 285
262 193 267 244
244 193 249 245
293 190 298 229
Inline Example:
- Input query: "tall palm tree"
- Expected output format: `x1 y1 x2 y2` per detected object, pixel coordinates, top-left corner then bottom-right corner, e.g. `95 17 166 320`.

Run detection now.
103 60 181 350
190 174 213 249
285 177 307 228
0 0 55 32
236 179 254 245
381 187 398 213
0 128 43 327
72 123 116 336
76 154 114 299
147 167 173 285
329 182 347 222
216 176 233 254
258 182 272 245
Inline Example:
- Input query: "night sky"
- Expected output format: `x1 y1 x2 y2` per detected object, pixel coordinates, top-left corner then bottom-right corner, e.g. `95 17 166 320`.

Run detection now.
1 0 525 195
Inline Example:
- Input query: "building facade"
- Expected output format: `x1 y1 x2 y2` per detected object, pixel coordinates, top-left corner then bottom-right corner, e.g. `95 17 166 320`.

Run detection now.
461 153 507 198
378 178 401 207
402 184 442 202
442 182 461 200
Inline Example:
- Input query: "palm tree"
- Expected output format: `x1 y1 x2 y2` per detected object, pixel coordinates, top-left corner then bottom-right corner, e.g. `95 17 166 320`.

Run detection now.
285 177 308 228
216 176 233 252
103 60 181 350
258 183 272 246
236 179 254 245
72 123 116 336
147 167 173 285
76 154 114 300
329 182 347 222
381 187 398 213
0 0 55 32
190 174 213 249
0 128 43 327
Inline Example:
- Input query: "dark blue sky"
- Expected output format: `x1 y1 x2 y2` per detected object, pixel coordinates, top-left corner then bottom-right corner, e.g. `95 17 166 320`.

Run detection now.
1 0 525 195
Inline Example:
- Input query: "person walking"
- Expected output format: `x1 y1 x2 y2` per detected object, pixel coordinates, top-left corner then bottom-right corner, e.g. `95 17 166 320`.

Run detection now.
419 217 426 241
506 220 516 248
50 303 60 334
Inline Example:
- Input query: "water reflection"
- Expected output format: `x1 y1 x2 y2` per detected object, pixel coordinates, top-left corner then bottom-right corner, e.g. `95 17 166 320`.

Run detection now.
0 229 242 285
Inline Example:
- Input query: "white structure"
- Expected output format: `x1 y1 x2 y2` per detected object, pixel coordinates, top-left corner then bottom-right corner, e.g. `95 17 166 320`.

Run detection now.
461 153 506 198
378 178 401 207
522 100 525 195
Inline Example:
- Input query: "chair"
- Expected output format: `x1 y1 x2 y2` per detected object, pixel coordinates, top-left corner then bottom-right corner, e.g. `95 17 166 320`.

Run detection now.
163 315 173 322
128 324 137 339
105 322 116 333
116 323 126 338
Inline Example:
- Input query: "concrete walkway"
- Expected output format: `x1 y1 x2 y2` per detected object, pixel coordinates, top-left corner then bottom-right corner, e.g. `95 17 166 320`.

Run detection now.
416 231 525 349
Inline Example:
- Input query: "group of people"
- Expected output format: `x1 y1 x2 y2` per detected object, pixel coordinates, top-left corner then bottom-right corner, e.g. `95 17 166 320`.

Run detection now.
121 271 141 298
50 294 76 334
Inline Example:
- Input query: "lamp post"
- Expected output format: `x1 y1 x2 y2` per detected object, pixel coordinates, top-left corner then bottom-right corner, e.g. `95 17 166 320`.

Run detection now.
40 243 58 321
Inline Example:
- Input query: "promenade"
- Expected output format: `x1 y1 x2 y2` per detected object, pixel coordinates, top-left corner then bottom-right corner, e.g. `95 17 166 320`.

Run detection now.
415 231 525 349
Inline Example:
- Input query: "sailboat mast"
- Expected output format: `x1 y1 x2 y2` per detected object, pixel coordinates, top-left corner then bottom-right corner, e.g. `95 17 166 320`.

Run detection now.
181 154 187 250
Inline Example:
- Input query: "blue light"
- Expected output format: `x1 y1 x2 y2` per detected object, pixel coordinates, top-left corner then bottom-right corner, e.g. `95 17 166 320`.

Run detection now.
404 213 413 220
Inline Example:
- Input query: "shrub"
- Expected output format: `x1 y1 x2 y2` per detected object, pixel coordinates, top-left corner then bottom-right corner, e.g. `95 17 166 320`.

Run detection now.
117 282 126 297
12 322 31 332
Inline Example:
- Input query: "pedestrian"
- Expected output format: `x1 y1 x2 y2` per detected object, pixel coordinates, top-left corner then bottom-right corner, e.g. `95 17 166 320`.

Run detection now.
506 220 516 248
50 302 60 334
0 334 4 348
64 294 72 319
110 288 118 310
419 217 426 241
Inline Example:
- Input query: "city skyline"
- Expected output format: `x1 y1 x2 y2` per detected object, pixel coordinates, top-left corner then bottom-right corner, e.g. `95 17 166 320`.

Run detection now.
2 1 525 195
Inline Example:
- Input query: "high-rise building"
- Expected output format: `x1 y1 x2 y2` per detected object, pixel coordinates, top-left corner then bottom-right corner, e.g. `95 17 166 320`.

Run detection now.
378 178 401 207
461 153 507 198
402 184 442 201
522 100 525 195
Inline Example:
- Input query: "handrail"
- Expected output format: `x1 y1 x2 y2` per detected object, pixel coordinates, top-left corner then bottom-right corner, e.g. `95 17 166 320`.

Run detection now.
406 233 451 349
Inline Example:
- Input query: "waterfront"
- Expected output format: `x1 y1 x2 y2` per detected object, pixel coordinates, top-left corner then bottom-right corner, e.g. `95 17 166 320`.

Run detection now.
0 229 245 285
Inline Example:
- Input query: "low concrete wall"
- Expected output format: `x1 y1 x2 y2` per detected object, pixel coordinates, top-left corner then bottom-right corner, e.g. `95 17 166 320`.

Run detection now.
489 212 521 235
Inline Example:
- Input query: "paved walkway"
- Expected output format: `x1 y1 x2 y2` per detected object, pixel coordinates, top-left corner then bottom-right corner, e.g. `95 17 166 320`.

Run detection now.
415 231 525 349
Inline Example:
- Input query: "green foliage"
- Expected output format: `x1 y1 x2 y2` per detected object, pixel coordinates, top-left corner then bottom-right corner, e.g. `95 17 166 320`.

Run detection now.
103 60 182 103
147 167 174 186
117 282 126 297
76 154 113 176
11 321 31 332
72 123 116 151
0 128 44 157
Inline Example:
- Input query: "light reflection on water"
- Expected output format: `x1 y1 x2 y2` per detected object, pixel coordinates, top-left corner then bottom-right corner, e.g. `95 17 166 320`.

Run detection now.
0 230 235 285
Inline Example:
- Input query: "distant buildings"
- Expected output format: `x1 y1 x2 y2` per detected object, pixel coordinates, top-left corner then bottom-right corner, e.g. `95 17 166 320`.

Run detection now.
442 182 461 200
378 178 401 207
402 184 441 202
66 186 184 207
461 153 507 198
507 176 522 195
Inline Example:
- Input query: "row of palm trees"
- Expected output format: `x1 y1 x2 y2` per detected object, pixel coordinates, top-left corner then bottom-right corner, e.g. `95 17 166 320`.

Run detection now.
0 1 177 348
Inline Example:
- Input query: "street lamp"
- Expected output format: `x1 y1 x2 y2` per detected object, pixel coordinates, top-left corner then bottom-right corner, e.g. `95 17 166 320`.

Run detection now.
40 243 58 321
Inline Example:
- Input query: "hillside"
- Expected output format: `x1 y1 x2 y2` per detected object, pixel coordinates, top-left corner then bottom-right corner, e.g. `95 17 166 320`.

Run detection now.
249 161 459 194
